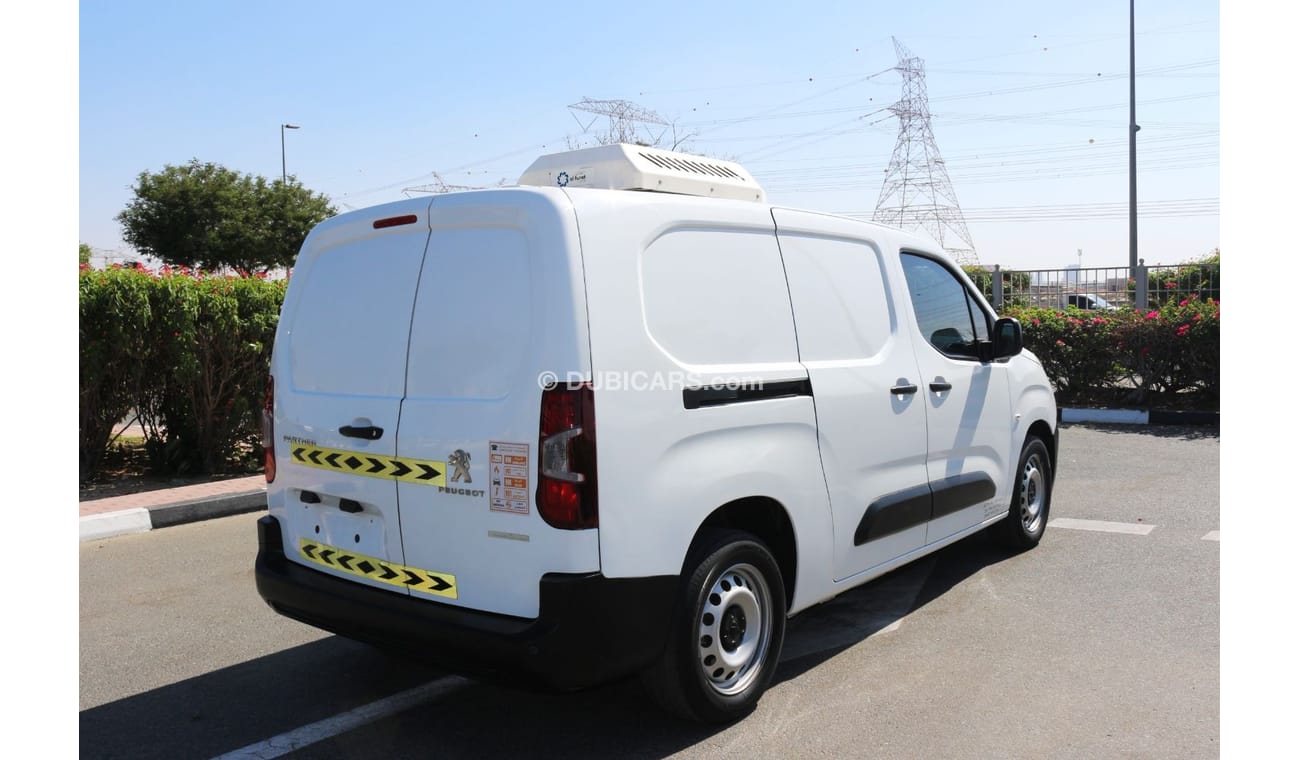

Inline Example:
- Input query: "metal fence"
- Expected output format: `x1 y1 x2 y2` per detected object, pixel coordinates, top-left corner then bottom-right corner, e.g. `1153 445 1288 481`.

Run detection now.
977 259 1220 311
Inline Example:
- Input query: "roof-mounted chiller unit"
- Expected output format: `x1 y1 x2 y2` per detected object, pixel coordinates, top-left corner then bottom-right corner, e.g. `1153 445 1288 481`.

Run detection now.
518 143 765 202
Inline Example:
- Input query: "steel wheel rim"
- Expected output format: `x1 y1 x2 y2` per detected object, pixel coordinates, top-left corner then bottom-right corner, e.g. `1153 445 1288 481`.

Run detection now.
696 562 772 696
1020 453 1046 534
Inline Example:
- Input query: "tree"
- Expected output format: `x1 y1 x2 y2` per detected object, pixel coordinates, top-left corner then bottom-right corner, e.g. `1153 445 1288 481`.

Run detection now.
79 242 92 265
116 159 335 272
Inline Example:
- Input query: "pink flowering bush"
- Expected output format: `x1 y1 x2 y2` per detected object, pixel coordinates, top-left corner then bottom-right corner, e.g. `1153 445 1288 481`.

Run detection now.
1002 307 1121 400
1113 295 1219 403
79 265 286 479
1003 298 1219 408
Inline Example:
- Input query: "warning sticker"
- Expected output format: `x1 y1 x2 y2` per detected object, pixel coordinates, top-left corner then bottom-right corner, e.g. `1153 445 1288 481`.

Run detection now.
489 441 530 515
299 538 457 599
287 442 446 487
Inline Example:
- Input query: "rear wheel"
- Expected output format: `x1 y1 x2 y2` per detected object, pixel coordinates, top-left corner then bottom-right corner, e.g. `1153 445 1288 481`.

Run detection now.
994 436 1053 550
642 530 786 723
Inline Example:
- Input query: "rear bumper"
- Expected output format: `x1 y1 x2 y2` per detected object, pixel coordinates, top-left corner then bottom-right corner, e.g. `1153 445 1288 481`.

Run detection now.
254 515 676 690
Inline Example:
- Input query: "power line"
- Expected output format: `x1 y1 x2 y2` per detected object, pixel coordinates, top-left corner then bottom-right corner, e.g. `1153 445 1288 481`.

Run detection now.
834 198 1218 224
752 133 1217 182
927 59 1217 103
766 157 1219 193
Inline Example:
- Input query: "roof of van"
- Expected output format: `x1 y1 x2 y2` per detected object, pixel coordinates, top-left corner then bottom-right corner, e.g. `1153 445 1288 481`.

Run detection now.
314 179 949 265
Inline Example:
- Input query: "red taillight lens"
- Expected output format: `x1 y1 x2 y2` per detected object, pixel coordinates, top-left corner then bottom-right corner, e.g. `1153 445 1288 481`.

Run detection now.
536 382 597 529
262 375 276 483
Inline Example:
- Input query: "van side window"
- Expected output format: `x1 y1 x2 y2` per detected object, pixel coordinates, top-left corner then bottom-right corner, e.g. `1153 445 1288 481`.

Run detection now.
900 253 990 359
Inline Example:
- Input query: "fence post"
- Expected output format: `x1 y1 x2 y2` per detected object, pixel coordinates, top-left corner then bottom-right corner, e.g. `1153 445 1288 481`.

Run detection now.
992 264 1003 310
1135 259 1148 310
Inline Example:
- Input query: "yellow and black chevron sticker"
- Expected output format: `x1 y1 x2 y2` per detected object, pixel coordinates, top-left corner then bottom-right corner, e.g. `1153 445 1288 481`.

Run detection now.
299 538 457 599
289 444 446 487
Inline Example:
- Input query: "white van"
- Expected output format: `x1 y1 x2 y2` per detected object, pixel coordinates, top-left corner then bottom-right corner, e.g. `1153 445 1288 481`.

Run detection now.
1063 293 1118 311
255 144 1057 723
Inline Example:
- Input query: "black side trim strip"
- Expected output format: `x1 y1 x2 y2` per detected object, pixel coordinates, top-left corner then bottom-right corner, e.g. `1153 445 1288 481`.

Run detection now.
854 483 932 546
683 378 813 410
930 472 997 519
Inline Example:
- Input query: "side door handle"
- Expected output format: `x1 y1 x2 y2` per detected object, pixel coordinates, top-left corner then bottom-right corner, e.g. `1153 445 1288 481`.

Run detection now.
930 381 953 392
890 384 919 396
339 425 384 440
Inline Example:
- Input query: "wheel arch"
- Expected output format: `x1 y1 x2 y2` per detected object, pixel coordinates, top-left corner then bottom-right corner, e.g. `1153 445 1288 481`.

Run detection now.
687 496 797 608
1025 418 1057 482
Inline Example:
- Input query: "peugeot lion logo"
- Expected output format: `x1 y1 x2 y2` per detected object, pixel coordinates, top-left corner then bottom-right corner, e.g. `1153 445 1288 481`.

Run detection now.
449 449 472 483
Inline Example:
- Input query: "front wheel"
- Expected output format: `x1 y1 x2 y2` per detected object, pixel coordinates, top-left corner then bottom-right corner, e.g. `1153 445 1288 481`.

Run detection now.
994 436 1053 550
641 530 786 723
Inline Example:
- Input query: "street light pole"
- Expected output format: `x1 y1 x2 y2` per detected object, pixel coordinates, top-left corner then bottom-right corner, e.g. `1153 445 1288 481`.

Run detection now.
1128 0 1139 272
281 123 300 184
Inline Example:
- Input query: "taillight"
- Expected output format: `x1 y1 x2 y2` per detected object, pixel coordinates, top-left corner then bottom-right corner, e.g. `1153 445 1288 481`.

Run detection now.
262 375 276 483
537 382 597 529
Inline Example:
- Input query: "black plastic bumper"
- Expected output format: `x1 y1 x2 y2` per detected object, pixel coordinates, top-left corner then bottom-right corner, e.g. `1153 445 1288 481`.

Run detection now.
254 516 676 691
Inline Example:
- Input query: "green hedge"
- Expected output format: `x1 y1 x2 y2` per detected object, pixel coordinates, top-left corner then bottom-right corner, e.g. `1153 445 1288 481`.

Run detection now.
79 264 286 480
80 266 154 479
1003 295 1219 408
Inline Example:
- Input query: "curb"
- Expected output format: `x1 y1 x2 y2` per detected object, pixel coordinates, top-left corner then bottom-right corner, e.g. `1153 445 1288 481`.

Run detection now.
148 491 267 529
80 491 267 542
1060 407 1219 426
80 508 153 542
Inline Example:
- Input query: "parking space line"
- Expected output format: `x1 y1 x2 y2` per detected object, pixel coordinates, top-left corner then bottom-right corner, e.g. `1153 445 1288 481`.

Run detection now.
1048 518 1155 535
210 676 467 760
1202 531 1220 541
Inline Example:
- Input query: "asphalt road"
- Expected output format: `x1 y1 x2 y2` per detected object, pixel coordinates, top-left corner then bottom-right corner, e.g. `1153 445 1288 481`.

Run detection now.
80 423 1219 759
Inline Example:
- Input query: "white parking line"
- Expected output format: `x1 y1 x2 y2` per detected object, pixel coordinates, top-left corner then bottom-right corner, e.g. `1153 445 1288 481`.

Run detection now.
210 676 467 760
1202 531 1220 541
1048 518 1155 535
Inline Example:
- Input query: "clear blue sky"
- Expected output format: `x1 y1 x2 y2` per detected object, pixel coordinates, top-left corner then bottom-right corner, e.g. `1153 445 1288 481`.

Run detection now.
79 0 1218 269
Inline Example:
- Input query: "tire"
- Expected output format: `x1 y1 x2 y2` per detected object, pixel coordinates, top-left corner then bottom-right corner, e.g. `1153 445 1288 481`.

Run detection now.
641 529 787 723
994 436 1053 550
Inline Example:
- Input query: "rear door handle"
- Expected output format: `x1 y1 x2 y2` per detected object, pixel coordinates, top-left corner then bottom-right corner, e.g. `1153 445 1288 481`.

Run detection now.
930 381 953 392
890 384 919 396
339 425 383 440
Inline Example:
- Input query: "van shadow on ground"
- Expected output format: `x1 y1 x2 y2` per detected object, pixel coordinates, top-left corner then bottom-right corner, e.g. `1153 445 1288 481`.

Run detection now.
80 532 1022 760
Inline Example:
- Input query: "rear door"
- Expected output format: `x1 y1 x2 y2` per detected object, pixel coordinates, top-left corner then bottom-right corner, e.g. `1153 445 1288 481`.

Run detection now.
270 198 433 595
395 189 599 620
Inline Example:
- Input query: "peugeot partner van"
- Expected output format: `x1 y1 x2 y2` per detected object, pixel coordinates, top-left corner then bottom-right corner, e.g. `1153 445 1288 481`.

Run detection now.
255 144 1057 723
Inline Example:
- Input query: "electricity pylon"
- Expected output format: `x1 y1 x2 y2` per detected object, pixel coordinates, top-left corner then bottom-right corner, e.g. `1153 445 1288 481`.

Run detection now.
402 172 480 196
402 173 506 197
872 38 979 266
568 97 670 147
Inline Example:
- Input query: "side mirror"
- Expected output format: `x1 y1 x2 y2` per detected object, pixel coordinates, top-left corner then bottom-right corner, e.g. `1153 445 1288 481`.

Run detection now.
993 317 1023 359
